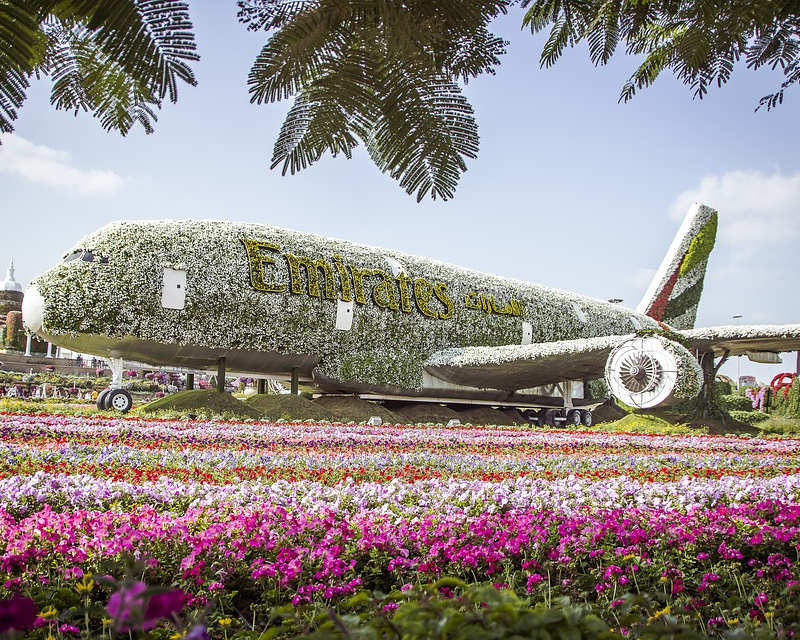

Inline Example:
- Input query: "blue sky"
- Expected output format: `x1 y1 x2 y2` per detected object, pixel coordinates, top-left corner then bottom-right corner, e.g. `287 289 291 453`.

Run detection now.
1 2 798 384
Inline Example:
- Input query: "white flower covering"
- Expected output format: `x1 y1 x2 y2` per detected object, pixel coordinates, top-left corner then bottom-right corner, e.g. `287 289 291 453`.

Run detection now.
32 220 659 391
426 335 628 368
680 324 800 357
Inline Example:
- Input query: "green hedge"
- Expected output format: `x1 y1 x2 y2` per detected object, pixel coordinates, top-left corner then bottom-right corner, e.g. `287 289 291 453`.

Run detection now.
728 409 769 425
718 394 754 412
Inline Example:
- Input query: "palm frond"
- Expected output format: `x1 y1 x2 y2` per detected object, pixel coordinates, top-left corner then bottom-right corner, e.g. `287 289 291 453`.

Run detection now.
0 0 39 133
244 0 505 200
44 21 160 135
53 0 198 103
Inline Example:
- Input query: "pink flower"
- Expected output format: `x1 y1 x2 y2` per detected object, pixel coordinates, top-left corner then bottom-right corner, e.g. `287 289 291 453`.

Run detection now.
754 593 769 607
106 582 184 631
526 573 544 592
59 624 81 634
383 602 399 612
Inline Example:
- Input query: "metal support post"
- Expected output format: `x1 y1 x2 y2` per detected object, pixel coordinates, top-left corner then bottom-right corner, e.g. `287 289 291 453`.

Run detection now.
258 379 267 394
186 373 194 390
110 358 124 388
46 342 53 358
24 335 32 356
291 367 299 395
217 357 226 393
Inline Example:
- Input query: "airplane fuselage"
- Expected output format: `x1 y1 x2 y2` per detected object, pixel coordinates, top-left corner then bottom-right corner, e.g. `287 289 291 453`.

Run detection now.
25 220 659 399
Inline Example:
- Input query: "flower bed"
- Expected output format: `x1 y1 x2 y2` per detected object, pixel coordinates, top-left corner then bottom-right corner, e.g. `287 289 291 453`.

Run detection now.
1 413 800 638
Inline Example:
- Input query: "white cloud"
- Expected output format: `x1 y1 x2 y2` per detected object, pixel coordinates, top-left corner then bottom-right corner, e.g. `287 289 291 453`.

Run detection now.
668 170 800 255
630 267 656 291
0 133 125 196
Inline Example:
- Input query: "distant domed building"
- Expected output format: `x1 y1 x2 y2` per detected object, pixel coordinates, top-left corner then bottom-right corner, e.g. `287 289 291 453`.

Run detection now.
0 259 23 316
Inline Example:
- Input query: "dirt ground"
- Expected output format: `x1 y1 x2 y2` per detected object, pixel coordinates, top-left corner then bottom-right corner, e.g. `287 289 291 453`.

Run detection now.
458 406 520 426
393 402 462 424
313 396 404 424
245 394 340 422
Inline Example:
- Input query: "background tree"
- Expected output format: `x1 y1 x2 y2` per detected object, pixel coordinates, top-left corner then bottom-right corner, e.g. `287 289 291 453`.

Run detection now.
3 1 797 203
0 0 198 138
522 0 800 111
238 0 510 201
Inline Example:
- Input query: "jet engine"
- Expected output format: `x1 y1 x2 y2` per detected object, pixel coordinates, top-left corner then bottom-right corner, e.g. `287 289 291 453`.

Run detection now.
604 335 703 409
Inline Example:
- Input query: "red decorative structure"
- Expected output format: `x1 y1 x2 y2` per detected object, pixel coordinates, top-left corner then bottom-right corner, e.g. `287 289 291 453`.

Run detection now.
770 372 796 399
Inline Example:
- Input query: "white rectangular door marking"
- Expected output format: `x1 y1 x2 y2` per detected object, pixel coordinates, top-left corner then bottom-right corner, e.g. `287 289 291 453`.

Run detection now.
161 269 187 310
335 300 354 330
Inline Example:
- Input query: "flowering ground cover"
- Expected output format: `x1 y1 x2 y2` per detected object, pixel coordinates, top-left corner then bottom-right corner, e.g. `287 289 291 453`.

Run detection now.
1 412 800 638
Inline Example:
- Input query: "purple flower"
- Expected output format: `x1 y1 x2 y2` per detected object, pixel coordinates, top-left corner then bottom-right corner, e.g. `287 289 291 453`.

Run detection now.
0 594 37 632
185 625 210 640
754 592 769 607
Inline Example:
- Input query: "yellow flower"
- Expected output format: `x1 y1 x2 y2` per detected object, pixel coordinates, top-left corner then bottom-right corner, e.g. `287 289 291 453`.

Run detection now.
648 605 671 622
218 617 233 626
728 618 739 625
765 612 774 619
170 634 184 639
75 577 94 594
102 618 113 625
39 606 58 619
622 554 636 561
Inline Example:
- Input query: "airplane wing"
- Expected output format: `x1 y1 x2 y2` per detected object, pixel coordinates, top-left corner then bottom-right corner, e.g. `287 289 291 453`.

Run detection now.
679 324 800 357
425 335 630 391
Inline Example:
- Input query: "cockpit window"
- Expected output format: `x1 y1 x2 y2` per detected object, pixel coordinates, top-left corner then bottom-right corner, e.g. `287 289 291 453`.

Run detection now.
63 250 109 264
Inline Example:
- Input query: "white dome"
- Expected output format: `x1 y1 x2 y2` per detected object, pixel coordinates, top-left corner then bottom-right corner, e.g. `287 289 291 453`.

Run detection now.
0 259 22 293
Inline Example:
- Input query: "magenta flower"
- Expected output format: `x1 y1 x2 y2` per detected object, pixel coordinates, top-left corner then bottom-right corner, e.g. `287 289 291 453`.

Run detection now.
754 592 769 607
59 624 81 634
107 582 185 631
144 590 186 627
107 581 148 628
0 594 37 632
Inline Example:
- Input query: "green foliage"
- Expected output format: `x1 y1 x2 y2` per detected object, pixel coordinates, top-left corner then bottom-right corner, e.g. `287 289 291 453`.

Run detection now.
634 327 689 348
679 213 717 276
718 394 754 412
521 1 800 110
0 0 198 137
728 409 769 425
270 580 620 639
772 377 800 418
141 389 264 419
239 0 510 201
714 379 733 396
586 377 609 400
592 413 698 434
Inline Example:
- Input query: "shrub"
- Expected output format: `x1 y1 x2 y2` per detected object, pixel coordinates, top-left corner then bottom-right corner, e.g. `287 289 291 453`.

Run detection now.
772 377 800 418
728 410 769 425
4 311 23 350
719 394 754 412
714 379 732 396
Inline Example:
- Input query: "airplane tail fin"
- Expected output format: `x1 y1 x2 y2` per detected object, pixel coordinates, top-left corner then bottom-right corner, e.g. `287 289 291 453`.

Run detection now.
636 202 718 330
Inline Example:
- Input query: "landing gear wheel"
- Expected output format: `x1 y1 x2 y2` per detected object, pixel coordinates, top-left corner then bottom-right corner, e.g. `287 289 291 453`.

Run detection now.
566 409 582 426
107 389 133 413
522 409 538 425
542 409 557 427
96 389 111 410
580 410 593 427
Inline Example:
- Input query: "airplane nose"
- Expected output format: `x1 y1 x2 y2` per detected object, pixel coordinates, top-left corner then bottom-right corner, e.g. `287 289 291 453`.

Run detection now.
22 286 44 333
